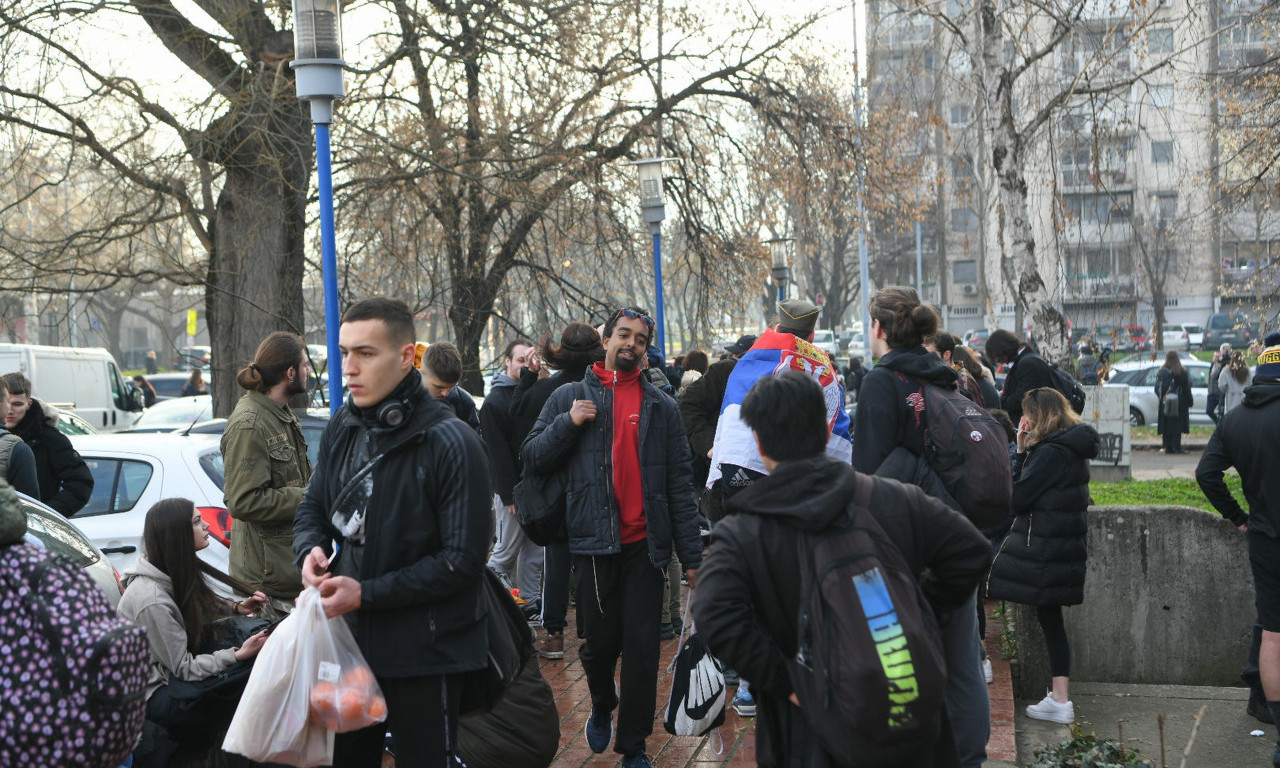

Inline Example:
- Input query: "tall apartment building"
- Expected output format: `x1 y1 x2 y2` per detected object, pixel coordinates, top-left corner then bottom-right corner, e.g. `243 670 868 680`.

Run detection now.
868 0 1280 340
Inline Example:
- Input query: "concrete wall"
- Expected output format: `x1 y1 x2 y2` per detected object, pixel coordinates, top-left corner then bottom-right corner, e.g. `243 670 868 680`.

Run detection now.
1013 505 1254 698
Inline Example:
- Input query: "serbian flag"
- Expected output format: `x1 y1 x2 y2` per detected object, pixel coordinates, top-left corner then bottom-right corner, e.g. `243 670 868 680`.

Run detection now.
707 329 852 488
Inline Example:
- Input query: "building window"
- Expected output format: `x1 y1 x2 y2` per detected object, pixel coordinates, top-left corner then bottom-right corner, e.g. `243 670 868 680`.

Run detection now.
1062 192 1133 223
1151 140 1174 164
952 207 979 231
953 260 978 284
950 106 971 125
1149 27 1174 54
1148 84 1174 109
1151 192 1177 222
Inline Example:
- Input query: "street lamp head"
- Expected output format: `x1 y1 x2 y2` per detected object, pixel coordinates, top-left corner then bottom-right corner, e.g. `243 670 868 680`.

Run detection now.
291 0 346 124
627 157 675 228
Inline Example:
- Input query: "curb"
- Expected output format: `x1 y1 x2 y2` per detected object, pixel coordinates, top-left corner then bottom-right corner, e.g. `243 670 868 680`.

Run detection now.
983 601 1017 765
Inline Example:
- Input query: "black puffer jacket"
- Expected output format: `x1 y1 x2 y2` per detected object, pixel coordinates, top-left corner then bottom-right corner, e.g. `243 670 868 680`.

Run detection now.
986 423 1098 606
694 455 989 768
11 399 93 517
677 358 736 489
479 373 522 505
521 366 701 570
511 366 590 442
852 347 959 474
293 369 493 676
999 349 1058 424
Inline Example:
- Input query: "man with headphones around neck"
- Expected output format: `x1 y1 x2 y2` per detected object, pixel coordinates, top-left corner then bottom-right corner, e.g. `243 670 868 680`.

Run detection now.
293 297 492 768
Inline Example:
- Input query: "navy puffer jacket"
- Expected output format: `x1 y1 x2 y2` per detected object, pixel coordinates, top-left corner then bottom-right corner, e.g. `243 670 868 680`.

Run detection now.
987 422 1099 606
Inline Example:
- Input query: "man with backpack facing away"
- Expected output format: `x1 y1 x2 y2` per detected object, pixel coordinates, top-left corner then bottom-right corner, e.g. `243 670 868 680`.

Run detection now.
695 372 991 767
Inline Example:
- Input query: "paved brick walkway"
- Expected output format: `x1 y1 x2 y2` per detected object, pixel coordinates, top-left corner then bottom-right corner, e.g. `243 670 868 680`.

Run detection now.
540 596 1018 767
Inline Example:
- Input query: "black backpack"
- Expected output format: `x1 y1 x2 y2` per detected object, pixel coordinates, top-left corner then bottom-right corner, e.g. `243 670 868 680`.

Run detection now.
0 545 151 768
1050 366 1088 414
458 568 531 716
910 378 1012 529
788 476 947 767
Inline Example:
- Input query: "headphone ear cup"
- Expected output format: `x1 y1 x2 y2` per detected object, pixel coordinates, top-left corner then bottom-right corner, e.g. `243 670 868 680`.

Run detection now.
377 399 406 428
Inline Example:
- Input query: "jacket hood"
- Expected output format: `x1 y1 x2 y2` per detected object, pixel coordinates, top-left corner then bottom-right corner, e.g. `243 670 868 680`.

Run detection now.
879 346 959 388
491 372 518 389
1038 422 1099 460
122 555 171 590
1243 378 1280 408
726 454 857 533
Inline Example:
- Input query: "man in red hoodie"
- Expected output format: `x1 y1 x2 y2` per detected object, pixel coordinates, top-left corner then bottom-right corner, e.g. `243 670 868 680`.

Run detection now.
523 307 703 768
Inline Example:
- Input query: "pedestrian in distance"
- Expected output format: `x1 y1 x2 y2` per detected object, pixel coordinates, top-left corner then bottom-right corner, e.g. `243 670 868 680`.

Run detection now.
180 368 208 397
523 306 703 768
481 337 544 612
116 497 271 765
420 341 481 431
1155 350 1192 454
986 388 1098 724
986 328 1059 425
2 372 94 517
1197 333 1280 753
145 349 159 375
509 321 604 661
1207 343 1231 423
853 285 991 768
133 374 158 408
695 371 990 767
1220 349 1250 414
294 297 493 768
219 332 313 612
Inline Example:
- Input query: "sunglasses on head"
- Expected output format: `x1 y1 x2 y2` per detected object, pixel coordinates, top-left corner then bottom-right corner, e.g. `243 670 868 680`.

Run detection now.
613 307 655 328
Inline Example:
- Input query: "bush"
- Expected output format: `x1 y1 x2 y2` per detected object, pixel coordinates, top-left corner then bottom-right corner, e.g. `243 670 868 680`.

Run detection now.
1030 728 1152 767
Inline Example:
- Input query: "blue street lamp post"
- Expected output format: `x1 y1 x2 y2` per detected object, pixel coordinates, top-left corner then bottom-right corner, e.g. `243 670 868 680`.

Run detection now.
629 158 674 356
290 0 346 413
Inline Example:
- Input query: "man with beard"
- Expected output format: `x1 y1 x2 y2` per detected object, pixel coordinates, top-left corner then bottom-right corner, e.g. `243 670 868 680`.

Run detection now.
221 331 314 611
523 307 702 768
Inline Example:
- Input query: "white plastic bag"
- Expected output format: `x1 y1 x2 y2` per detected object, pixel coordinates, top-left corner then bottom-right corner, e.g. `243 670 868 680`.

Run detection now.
223 586 387 766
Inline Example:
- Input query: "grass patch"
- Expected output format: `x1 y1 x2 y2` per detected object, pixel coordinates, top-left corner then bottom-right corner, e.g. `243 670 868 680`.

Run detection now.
1129 425 1214 440
1090 475 1244 511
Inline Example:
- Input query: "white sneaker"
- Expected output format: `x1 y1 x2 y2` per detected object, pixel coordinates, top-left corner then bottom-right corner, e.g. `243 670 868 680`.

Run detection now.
1026 692 1075 724
983 658 993 684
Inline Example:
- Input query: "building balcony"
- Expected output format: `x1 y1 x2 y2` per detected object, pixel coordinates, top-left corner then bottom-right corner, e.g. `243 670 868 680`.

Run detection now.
1064 274 1139 301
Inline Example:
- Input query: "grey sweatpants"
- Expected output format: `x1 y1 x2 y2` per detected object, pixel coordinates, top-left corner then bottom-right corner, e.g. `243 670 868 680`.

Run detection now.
486 494 544 602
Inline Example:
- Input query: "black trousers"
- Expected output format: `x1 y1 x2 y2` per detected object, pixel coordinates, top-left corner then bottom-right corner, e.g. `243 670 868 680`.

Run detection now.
1036 605 1071 678
576 539 664 757
542 541 571 634
335 673 462 768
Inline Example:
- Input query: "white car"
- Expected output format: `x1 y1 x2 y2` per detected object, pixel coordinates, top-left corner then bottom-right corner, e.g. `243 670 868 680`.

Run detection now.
68 433 230 576
811 329 840 358
1161 323 1205 351
124 395 213 433
22 493 123 607
1103 358 1213 427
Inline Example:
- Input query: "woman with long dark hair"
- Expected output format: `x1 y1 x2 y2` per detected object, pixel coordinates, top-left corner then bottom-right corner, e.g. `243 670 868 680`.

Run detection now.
116 498 269 759
180 368 208 397
510 322 603 661
1155 350 1192 454
133 375 158 408
988 388 1098 724
1220 350 1250 414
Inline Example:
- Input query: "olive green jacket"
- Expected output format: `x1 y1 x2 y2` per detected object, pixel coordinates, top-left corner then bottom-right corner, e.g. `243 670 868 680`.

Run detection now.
221 391 312 600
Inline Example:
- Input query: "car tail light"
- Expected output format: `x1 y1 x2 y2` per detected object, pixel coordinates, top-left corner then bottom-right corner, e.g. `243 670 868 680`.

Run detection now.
198 506 233 546
113 566 125 595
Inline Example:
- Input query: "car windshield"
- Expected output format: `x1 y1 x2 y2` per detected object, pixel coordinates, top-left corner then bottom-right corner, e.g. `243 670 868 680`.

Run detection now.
1185 325 1203 334
23 500 99 567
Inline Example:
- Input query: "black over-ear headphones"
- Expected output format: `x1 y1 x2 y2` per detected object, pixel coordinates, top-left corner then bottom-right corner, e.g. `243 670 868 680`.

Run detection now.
346 394 413 429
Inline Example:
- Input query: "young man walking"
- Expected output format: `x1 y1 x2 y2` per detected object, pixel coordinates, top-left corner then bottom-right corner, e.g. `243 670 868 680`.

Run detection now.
695 372 990 766
220 332 313 611
523 306 703 768
294 298 492 768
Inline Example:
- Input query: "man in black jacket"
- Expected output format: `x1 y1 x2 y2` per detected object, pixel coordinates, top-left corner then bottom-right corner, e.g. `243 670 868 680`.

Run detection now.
523 306 702 768
294 298 492 768
678 333 755 519
2 373 92 516
986 329 1057 424
481 338 543 607
695 372 990 767
1197 336 1280 756
421 341 481 431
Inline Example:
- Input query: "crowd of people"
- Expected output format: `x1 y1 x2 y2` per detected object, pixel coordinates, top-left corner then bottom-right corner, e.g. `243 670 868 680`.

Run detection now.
6 289 1280 768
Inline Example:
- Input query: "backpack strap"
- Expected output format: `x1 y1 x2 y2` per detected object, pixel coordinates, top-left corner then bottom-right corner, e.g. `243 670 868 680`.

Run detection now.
853 473 874 518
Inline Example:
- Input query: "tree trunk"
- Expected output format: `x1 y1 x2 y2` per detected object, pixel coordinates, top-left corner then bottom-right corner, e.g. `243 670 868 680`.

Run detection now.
204 95 312 418
450 274 497 396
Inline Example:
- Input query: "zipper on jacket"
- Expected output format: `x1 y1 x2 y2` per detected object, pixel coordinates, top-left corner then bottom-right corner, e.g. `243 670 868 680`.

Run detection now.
1026 513 1033 547
986 533 1014 593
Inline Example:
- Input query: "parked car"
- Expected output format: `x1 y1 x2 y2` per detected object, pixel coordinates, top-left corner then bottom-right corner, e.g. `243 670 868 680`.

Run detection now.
1124 325 1151 353
0 343 143 431
173 345 211 370
54 408 99 437
145 372 213 401
22 493 123 607
961 328 990 352
1103 358 1213 427
1202 312 1256 351
68 433 230 576
182 409 330 468
811 329 840 358
124 395 213 433
844 332 868 360
1161 323 1205 351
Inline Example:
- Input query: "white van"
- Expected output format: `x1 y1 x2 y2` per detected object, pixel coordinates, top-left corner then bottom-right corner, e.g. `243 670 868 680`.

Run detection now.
0 344 144 431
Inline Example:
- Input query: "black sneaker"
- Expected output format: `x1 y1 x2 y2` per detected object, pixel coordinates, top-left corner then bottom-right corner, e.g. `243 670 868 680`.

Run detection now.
659 623 675 640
